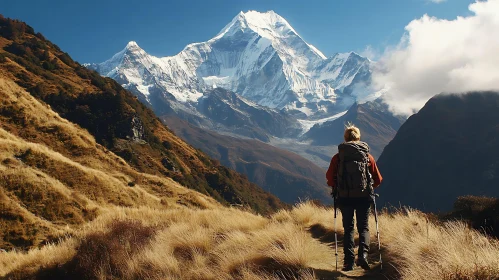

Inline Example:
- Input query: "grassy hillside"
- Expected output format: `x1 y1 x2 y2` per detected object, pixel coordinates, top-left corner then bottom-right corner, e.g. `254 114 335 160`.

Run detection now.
2 201 498 279
0 76 218 250
0 15 285 215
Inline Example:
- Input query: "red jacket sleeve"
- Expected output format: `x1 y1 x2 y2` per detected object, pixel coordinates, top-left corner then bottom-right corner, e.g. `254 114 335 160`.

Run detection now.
326 154 339 188
368 154 383 189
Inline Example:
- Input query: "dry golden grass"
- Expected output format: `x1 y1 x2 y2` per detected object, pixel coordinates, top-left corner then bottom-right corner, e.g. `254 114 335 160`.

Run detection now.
0 76 220 249
380 208 499 280
0 125 219 247
0 205 324 279
2 201 498 279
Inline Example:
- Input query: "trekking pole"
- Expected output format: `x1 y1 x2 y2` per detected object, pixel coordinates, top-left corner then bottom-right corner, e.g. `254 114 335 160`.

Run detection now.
373 194 382 270
331 188 339 271
334 203 338 271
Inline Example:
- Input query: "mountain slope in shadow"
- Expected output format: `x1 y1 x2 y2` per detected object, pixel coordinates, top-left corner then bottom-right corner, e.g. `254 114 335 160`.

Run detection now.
377 91 499 211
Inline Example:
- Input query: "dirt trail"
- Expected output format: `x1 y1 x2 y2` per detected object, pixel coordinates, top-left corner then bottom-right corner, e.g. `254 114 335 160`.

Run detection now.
310 259 386 280
307 224 390 279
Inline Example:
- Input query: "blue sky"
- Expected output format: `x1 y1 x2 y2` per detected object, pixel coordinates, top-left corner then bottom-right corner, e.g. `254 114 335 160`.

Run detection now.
2 0 474 63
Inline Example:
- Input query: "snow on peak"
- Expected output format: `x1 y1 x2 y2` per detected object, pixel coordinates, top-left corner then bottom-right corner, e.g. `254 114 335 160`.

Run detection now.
124 41 146 55
216 10 298 41
126 41 139 48
213 10 326 67
239 11 326 60
308 44 327 60
242 10 297 36
333 52 352 61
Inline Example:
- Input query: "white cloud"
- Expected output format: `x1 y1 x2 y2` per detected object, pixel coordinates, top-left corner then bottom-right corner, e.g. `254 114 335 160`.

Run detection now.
359 45 380 61
373 0 499 116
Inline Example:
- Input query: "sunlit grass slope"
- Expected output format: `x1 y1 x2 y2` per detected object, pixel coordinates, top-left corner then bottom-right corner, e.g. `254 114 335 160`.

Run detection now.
2 202 498 279
0 76 218 250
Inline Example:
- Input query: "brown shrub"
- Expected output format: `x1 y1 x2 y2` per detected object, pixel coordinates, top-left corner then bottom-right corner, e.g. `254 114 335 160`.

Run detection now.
444 196 499 238
70 220 156 279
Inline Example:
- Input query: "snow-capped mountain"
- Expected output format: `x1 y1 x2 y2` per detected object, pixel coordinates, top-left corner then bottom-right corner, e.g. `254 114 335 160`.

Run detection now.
87 10 373 118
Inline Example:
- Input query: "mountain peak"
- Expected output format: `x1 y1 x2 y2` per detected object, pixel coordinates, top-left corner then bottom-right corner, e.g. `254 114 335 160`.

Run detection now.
242 10 296 34
124 41 144 53
348 51 363 59
241 10 287 25
215 10 297 40
126 41 139 48
213 10 327 61
121 41 148 60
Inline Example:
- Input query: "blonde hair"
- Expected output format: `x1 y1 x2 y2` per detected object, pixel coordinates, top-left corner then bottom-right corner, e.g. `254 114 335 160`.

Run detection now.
344 123 361 142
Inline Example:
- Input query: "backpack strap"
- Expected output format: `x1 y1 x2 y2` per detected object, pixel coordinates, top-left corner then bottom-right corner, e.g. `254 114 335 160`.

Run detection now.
337 148 346 195
364 154 373 194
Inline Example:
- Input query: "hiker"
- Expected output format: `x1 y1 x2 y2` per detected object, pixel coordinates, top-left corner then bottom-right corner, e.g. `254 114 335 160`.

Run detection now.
326 124 382 271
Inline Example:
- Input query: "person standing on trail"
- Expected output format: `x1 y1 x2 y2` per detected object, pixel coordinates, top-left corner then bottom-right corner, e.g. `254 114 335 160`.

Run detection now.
326 124 382 271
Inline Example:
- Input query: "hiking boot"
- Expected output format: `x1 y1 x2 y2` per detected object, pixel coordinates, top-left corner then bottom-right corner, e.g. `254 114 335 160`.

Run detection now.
342 263 354 271
356 256 370 270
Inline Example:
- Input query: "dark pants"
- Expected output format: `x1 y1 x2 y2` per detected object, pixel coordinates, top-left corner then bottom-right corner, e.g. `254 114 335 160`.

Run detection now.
339 197 371 264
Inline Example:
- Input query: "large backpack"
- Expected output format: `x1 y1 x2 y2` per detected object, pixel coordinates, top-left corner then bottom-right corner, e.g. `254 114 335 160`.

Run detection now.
336 141 373 198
